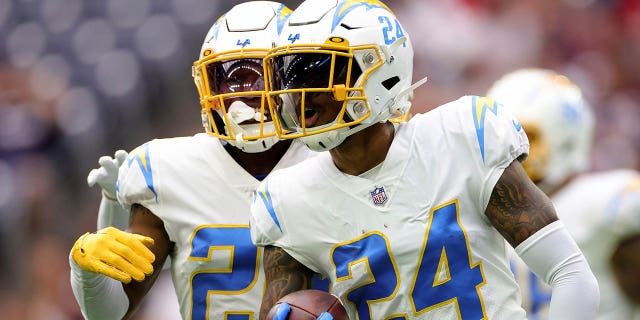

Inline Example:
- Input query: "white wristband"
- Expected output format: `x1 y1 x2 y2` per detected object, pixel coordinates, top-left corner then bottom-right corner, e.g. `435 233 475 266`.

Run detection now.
69 255 129 320
516 221 600 320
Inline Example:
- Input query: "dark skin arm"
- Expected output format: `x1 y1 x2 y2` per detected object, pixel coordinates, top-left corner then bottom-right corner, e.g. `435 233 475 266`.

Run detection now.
610 233 640 304
122 204 174 319
260 245 315 319
485 159 558 248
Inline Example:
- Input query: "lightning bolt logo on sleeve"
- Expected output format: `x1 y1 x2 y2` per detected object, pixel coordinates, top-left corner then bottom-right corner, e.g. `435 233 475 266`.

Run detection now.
256 181 282 232
472 96 500 162
127 142 158 202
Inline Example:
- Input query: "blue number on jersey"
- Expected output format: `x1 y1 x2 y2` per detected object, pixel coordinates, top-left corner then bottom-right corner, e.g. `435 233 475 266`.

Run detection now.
312 274 331 292
410 200 486 318
332 232 399 319
330 200 486 319
190 225 259 320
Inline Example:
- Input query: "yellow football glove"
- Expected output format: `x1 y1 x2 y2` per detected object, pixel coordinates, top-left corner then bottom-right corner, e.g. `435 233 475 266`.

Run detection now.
71 226 155 284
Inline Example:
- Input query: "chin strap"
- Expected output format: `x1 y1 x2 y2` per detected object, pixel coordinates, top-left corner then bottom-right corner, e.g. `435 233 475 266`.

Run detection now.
402 76 429 99
380 34 429 117
389 76 428 116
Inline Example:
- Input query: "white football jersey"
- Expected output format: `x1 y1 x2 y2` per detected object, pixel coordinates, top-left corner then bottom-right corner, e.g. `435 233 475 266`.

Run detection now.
117 133 315 319
251 96 530 319
513 169 640 320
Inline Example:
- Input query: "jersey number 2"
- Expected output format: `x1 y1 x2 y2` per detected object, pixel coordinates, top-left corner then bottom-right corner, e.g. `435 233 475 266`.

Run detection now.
190 225 259 320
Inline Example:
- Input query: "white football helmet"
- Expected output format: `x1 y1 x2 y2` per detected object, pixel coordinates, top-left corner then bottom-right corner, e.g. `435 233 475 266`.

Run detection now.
192 1 292 153
264 0 426 151
487 68 595 192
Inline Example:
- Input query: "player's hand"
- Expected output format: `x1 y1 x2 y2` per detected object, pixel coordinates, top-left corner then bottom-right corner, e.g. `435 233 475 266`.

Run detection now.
272 303 334 320
272 302 291 320
70 227 155 284
87 150 128 199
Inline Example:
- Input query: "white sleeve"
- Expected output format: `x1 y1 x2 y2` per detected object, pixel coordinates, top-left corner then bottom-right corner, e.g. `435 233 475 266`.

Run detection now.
516 221 600 320
114 142 171 271
117 142 160 210
96 196 130 230
69 255 129 320
250 178 286 247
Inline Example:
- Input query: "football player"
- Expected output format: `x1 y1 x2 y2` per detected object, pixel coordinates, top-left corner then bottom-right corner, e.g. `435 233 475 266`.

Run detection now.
68 2 318 319
249 0 599 319
488 68 640 320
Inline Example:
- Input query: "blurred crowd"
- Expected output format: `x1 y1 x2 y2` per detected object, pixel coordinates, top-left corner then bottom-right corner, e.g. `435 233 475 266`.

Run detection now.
0 0 638 318
398 0 640 171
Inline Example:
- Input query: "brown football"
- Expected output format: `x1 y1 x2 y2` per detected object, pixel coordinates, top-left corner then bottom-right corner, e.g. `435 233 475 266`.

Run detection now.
265 290 349 320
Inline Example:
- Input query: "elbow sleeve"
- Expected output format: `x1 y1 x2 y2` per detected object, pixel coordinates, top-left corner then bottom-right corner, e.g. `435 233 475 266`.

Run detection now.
69 254 129 320
516 221 600 320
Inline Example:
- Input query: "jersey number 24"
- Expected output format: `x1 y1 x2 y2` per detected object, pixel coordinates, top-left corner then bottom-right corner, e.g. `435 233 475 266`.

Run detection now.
332 200 486 319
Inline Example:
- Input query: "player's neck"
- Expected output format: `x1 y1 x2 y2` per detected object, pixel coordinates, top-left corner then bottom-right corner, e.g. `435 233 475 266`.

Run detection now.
329 121 395 176
225 140 293 178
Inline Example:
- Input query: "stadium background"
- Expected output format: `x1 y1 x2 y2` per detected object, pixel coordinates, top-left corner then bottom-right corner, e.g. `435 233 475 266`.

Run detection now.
0 0 638 318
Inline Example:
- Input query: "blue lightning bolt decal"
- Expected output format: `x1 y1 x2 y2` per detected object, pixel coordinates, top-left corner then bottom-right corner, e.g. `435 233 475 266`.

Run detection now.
512 119 522 132
331 0 392 31
276 4 292 35
472 96 500 162
203 15 224 46
126 143 158 202
256 181 282 232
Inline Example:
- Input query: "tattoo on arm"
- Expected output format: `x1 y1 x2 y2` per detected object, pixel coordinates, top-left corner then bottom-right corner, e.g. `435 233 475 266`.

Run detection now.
485 160 558 247
260 246 314 319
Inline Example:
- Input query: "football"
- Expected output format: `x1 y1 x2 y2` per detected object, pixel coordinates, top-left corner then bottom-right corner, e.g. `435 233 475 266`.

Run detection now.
265 290 349 320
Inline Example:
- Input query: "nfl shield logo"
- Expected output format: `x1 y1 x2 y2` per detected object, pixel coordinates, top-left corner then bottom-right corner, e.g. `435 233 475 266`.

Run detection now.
370 185 388 206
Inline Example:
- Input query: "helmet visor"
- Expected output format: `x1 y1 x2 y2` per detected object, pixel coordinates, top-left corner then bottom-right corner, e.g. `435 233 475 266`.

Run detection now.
198 57 277 142
207 58 265 96
268 52 356 132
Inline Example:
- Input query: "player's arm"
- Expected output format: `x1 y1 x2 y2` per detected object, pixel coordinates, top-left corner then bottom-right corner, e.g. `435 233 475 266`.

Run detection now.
607 183 640 305
260 245 315 319
485 160 599 319
122 204 173 319
611 233 640 304
69 204 173 320
485 158 557 246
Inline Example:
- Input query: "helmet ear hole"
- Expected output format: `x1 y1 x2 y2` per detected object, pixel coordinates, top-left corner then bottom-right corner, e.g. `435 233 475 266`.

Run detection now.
381 76 400 90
